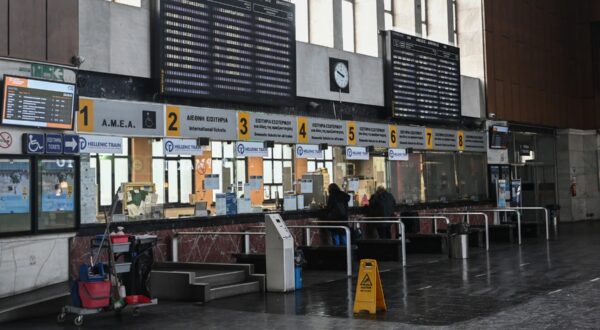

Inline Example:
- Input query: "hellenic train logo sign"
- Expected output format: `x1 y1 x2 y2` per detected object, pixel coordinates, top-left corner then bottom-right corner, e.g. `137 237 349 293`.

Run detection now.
296 146 304 156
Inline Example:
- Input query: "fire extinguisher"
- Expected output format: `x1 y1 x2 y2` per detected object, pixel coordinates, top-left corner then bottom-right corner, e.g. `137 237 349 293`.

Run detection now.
570 182 577 197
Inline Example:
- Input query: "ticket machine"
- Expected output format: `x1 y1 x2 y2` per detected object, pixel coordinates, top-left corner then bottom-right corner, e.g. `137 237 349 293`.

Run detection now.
265 214 295 292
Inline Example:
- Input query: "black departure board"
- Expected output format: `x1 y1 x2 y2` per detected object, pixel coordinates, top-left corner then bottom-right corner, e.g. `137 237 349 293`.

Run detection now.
154 0 296 106
384 31 461 121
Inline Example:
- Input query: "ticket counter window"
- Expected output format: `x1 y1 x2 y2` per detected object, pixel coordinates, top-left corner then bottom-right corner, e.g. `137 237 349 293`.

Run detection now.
211 141 246 200
263 144 293 202
0 158 32 233
89 138 129 208
457 153 488 201
152 140 194 205
388 153 425 204
37 158 77 230
306 146 334 186
424 152 458 202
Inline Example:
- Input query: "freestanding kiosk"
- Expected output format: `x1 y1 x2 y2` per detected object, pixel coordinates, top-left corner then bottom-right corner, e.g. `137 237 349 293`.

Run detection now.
265 214 295 292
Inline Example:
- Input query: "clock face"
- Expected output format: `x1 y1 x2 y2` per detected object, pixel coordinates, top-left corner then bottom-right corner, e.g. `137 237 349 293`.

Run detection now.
333 62 349 89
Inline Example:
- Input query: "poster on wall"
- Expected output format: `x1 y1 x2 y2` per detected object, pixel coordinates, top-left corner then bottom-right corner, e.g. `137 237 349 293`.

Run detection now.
0 159 30 214
39 159 75 212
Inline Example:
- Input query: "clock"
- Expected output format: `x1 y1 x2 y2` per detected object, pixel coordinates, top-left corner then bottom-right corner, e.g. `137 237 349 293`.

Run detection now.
329 58 350 93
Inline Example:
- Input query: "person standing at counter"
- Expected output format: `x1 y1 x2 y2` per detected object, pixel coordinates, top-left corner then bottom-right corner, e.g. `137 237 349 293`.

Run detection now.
322 183 351 246
368 186 396 239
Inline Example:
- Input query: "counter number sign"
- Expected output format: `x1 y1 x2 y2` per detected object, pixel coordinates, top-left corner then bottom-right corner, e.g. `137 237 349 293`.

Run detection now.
238 112 250 141
166 105 181 137
78 98 94 132
389 125 397 148
425 128 433 150
297 117 308 143
457 130 465 151
347 121 357 145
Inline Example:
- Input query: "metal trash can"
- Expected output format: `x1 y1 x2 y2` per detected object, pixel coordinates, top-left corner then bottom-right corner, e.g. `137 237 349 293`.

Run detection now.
448 223 469 259
450 234 469 259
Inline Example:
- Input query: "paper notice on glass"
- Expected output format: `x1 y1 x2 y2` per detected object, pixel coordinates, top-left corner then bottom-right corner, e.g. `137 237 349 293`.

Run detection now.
237 198 252 214
284 195 297 211
300 179 313 193
249 176 262 190
296 194 305 210
244 183 251 198
204 174 220 190
347 179 360 192
216 194 227 216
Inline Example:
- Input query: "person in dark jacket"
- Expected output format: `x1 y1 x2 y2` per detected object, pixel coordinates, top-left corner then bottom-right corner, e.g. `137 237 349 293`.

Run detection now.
368 186 397 239
323 183 351 246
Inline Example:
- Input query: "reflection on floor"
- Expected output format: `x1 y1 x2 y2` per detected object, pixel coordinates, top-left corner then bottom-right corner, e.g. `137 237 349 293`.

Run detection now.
8 221 600 329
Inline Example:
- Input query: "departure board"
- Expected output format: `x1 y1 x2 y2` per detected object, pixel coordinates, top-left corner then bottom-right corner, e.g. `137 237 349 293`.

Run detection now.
155 0 296 106
1 76 75 129
385 31 461 121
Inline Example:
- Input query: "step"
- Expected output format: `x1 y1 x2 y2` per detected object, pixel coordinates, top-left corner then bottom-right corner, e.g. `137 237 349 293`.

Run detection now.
0 282 70 323
209 281 261 301
195 270 247 287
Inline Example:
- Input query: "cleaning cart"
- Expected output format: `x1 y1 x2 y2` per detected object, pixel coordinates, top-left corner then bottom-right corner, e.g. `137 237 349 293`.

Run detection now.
57 189 158 326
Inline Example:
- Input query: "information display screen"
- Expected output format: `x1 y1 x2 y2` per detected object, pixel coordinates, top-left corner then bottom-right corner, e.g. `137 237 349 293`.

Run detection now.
155 0 296 106
385 31 461 121
489 125 509 149
1 76 76 129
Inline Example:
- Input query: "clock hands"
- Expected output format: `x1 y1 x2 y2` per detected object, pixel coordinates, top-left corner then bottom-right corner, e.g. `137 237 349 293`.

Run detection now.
335 70 346 79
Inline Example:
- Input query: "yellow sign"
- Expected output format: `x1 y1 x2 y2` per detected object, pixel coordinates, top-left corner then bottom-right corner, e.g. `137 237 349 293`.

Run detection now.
457 130 465 151
297 116 308 143
425 128 433 150
238 112 250 141
166 105 180 137
347 121 357 145
389 125 397 148
353 259 386 314
77 98 94 132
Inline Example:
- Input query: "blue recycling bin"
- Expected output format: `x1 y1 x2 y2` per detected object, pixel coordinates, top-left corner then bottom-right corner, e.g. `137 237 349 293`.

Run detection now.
295 266 302 289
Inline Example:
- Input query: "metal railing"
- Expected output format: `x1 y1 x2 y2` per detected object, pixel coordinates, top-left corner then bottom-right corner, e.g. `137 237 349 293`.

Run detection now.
311 219 406 267
397 215 451 234
424 212 490 251
508 206 552 240
477 209 522 244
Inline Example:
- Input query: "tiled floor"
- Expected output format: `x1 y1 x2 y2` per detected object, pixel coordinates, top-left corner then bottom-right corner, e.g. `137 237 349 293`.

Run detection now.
7 221 600 329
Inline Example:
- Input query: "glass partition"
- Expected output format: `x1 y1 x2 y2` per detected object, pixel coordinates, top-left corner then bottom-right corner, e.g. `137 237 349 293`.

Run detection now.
388 153 424 204
424 152 458 202
456 153 488 201
0 158 32 233
37 158 77 230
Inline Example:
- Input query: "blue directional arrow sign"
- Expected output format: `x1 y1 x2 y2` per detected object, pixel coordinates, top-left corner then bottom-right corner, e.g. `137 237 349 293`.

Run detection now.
45 134 63 154
63 134 79 154
22 133 45 154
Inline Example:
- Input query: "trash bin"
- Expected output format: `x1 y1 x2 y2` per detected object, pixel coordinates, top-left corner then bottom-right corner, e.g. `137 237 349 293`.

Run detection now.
448 223 469 259
294 250 306 290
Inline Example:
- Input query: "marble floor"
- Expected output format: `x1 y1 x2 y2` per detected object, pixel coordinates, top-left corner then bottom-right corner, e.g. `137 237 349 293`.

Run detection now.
6 221 600 329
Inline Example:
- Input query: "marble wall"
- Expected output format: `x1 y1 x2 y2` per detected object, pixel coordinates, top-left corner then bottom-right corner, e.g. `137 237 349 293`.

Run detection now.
556 129 600 222
0 233 74 298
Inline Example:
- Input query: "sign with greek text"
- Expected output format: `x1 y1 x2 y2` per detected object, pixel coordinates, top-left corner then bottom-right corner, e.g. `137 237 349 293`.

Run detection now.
432 128 457 151
463 131 486 152
306 118 346 146
77 97 164 137
250 113 296 143
397 126 426 149
165 105 237 141
356 122 389 147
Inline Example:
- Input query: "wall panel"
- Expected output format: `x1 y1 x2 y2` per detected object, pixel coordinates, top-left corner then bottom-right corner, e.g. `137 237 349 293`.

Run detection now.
9 0 46 61
47 0 78 65
0 0 7 56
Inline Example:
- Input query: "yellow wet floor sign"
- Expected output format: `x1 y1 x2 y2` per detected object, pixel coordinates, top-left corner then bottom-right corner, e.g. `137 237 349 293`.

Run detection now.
353 259 386 314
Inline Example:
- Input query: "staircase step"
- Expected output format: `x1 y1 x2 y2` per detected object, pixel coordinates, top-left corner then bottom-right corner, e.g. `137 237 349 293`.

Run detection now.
195 270 247 287
209 281 260 300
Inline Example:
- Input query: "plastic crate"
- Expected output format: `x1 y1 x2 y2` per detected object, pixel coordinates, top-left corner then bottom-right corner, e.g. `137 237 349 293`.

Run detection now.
78 281 110 308
114 262 131 273
110 235 130 244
